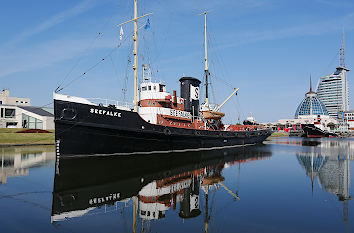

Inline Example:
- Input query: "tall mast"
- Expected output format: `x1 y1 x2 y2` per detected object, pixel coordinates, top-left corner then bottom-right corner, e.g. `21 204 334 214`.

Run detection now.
201 11 210 105
117 1 152 112
133 0 138 111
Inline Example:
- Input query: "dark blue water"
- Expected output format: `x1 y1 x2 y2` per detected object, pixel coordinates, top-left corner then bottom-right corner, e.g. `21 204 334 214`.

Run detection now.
0 138 353 233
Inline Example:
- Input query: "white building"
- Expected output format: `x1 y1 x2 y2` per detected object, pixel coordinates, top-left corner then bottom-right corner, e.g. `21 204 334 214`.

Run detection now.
0 105 54 129
0 89 30 106
317 66 350 117
343 110 354 130
316 35 350 117
0 89 54 129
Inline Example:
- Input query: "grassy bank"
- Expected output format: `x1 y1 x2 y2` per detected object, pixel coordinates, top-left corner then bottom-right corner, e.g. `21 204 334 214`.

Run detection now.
269 132 289 137
0 128 55 146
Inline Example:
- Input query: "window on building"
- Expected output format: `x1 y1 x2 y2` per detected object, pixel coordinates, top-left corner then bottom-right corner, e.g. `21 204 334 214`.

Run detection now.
5 108 15 118
0 108 3 118
6 122 17 128
0 101 2 104
22 114 43 129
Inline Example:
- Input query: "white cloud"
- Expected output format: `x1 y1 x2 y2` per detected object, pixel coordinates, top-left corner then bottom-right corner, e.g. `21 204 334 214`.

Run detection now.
0 36 117 78
4 0 100 47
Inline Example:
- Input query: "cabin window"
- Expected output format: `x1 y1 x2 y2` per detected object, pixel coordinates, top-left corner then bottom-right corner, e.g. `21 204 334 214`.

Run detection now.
148 86 151 90
159 84 164 92
142 86 147 91
154 86 156 91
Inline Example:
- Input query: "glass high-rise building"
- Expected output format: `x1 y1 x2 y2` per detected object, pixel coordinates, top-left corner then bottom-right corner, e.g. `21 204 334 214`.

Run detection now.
316 66 350 117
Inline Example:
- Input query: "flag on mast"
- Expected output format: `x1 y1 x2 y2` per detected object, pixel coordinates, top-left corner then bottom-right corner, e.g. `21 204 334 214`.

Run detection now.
120 26 124 40
144 18 150 29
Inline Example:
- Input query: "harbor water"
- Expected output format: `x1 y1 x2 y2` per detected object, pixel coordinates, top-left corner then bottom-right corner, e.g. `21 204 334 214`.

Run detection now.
0 137 353 233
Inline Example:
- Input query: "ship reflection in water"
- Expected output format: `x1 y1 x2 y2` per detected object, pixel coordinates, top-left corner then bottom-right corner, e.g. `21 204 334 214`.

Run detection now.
296 139 352 226
51 146 271 229
1 139 354 232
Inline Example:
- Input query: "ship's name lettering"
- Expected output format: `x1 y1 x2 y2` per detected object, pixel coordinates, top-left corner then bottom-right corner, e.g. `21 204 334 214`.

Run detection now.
90 108 121 117
89 193 121 205
170 109 192 119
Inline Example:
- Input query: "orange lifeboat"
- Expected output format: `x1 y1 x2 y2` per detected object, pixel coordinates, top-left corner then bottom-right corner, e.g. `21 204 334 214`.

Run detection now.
201 110 225 120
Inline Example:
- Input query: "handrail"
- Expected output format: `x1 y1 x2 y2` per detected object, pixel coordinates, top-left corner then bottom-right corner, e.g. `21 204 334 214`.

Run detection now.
86 98 134 109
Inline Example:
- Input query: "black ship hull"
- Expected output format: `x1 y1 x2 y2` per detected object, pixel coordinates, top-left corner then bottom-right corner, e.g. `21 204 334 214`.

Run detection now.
302 124 337 138
54 99 271 157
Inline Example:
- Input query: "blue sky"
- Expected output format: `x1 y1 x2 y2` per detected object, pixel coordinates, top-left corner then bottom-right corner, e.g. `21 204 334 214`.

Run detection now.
1 0 354 123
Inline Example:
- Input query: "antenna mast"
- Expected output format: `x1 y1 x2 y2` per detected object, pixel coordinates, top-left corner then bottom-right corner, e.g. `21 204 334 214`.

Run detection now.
340 29 345 67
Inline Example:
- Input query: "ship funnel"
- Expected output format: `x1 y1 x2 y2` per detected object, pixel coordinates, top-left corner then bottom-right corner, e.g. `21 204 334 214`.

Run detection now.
179 77 201 116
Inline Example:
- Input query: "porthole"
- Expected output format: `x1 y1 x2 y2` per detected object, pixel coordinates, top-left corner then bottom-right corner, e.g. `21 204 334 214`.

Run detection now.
153 102 156 106
188 124 191 127
170 122 173 125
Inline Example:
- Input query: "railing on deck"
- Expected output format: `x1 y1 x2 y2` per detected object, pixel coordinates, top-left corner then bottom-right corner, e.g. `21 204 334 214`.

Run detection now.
86 98 134 110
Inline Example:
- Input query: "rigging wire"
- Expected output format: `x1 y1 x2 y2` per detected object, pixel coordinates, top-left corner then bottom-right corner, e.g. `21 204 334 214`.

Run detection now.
55 6 120 92
317 50 340 82
205 16 246 121
56 30 134 93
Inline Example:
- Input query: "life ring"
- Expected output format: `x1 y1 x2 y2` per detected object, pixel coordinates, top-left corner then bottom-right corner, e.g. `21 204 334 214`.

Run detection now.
60 108 77 120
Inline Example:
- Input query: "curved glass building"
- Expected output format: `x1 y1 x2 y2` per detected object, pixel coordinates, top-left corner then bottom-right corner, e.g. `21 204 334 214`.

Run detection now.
295 82 329 118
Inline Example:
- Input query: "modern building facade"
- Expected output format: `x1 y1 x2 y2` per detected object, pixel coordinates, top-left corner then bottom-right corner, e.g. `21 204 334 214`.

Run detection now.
317 66 350 117
316 34 350 117
0 89 30 106
0 105 54 129
0 89 54 129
